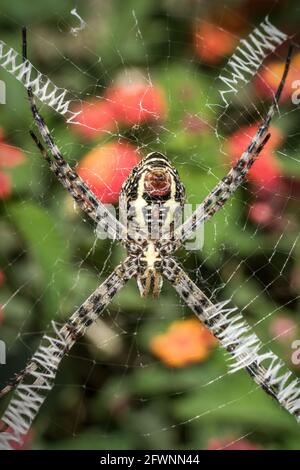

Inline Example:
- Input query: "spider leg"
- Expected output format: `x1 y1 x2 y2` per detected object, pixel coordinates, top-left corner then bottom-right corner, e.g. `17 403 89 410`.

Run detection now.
0 256 137 450
171 45 293 248
22 27 126 241
163 257 300 423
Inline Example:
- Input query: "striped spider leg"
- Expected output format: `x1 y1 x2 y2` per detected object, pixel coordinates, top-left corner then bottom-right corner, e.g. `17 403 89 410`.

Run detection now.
163 258 300 422
0 256 137 448
166 44 293 249
22 28 127 243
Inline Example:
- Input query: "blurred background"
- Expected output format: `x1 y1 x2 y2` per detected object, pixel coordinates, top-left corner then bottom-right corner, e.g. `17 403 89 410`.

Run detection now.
1 0 300 450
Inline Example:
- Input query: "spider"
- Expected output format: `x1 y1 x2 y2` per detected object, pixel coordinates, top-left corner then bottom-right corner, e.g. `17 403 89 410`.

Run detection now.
0 30 299 449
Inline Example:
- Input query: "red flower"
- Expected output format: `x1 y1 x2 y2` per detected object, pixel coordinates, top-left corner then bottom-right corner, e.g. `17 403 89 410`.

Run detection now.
0 270 4 325
248 201 274 225
106 77 166 126
248 178 289 231
226 124 283 189
0 271 4 324
0 270 5 287
269 315 297 344
0 423 34 450
0 142 26 168
183 114 209 135
255 52 300 103
77 141 140 204
71 99 116 140
207 437 261 450
193 21 238 64
71 77 166 139
0 171 11 199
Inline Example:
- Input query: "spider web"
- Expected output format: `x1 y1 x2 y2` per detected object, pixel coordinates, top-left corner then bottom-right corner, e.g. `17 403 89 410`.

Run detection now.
1 0 300 451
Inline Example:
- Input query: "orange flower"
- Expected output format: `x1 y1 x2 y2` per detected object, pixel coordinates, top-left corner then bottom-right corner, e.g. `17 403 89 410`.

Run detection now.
71 99 116 140
193 21 238 64
0 129 26 199
106 80 166 126
226 123 283 189
150 318 217 368
77 141 140 204
255 51 300 103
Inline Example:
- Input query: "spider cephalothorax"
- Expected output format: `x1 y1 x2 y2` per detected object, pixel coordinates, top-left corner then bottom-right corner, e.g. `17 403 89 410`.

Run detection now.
120 152 185 297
